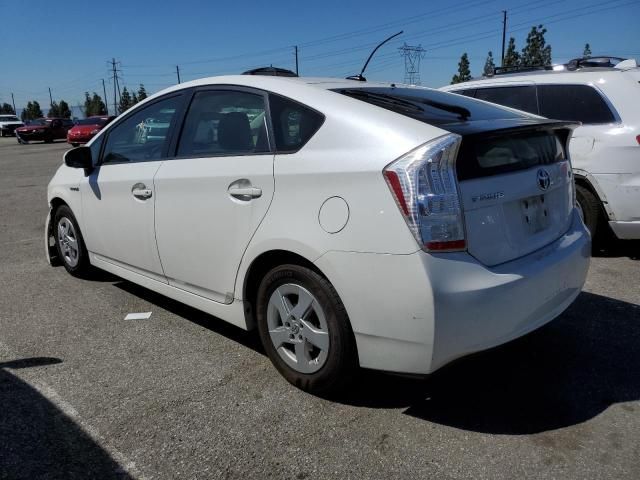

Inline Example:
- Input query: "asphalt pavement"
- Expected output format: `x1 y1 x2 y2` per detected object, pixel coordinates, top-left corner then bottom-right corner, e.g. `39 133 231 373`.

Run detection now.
0 136 639 479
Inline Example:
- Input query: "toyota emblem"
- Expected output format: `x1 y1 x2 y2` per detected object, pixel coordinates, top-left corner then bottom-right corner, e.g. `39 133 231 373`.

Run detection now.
537 168 551 191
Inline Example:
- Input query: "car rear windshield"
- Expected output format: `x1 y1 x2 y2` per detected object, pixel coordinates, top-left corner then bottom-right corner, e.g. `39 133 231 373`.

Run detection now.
456 130 566 180
334 87 529 126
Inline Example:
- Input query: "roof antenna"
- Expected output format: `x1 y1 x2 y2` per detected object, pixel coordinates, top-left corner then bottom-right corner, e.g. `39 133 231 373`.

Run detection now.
346 30 403 82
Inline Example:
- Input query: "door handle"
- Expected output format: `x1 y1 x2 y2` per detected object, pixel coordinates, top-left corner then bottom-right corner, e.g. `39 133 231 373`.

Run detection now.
131 182 153 200
228 186 262 200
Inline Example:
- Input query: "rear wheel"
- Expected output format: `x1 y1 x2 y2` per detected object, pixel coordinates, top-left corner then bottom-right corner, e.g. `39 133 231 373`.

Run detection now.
576 184 607 247
256 264 357 396
71 143 79 147
53 205 91 276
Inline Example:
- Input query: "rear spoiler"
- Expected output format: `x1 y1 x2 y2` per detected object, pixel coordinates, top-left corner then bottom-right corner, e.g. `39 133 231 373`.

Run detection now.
442 117 580 138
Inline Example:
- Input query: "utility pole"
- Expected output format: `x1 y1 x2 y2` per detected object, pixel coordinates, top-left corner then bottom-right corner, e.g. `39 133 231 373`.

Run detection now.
11 93 16 115
501 10 507 66
176 65 181 84
399 43 426 85
110 58 123 114
294 46 299 76
48 87 53 107
102 79 109 115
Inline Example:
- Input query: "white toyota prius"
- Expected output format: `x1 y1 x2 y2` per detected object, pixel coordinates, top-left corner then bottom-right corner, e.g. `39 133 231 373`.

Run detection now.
46 74 590 395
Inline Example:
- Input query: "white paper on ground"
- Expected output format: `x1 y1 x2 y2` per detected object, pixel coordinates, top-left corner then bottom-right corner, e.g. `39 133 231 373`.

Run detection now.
124 312 152 320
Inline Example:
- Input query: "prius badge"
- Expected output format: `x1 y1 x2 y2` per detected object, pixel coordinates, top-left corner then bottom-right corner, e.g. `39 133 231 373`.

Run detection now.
537 168 551 191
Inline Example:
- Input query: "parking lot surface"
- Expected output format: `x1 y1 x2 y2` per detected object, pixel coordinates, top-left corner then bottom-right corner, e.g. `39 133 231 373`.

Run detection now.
0 137 639 479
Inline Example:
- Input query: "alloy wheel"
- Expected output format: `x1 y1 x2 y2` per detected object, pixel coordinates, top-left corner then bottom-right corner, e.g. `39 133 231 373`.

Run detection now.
266 283 330 374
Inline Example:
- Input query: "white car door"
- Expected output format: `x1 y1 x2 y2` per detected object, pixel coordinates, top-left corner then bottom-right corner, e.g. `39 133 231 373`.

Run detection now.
80 94 185 281
154 88 275 303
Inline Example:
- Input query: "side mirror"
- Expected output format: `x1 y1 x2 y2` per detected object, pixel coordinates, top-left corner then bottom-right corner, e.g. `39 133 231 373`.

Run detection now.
64 146 93 172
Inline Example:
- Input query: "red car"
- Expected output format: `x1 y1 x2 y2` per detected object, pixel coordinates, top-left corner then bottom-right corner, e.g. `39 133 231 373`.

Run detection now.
67 115 116 146
16 118 74 144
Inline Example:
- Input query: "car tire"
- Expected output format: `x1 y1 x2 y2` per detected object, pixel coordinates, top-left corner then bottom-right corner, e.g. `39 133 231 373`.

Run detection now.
53 205 91 277
71 143 79 147
576 184 606 247
44 135 54 143
256 264 358 396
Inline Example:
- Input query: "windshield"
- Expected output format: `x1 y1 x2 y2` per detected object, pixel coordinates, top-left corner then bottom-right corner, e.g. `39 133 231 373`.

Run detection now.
1 116 20 122
336 87 532 126
28 119 49 126
76 117 108 126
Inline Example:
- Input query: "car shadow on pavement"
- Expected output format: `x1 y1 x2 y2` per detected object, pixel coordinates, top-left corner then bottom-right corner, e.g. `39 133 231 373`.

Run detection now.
0 357 133 479
594 239 640 260
113 281 265 355
340 291 640 434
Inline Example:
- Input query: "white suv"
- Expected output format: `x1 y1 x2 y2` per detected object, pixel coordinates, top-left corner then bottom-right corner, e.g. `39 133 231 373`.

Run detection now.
46 75 590 394
0 114 24 136
441 58 640 245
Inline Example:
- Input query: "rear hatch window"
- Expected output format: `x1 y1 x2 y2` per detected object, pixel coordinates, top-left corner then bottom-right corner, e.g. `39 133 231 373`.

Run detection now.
336 86 531 127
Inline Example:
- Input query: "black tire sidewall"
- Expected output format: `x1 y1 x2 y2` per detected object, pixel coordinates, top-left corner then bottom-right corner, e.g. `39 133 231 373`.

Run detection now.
256 264 357 396
53 205 90 276
576 185 601 239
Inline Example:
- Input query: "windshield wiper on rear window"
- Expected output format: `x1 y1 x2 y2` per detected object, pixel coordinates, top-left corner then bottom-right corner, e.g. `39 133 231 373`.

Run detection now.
416 98 471 121
340 89 471 121
339 90 425 114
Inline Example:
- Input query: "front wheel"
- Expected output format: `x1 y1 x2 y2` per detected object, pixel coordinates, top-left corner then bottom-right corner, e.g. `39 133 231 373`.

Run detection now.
53 205 91 276
256 264 358 396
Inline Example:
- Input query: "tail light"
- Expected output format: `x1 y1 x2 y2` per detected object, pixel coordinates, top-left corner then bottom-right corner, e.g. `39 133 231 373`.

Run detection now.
383 134 466 252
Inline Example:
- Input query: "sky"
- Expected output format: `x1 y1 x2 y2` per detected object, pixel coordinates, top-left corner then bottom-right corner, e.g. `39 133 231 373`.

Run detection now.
1 0 639 116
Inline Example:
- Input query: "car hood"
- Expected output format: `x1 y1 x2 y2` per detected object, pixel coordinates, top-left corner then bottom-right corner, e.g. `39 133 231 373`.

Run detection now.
17 125 47 131
69 125 102 133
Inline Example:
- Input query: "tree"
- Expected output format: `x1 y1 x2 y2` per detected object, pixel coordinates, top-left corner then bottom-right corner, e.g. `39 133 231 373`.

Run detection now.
48 101 60 117
118 87 134 114
84 92 107 117
1 103 16 114
583 43 592 58
137 84 147 101
132 91 139 105
521 25 552 66
483 51 496 76
503 37 520 68
20 101 44 121
451 53 472 84
58 100 72 118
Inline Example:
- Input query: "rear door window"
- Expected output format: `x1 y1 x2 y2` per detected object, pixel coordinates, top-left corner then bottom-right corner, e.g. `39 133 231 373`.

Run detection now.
474 86 538 114
537 85 616 124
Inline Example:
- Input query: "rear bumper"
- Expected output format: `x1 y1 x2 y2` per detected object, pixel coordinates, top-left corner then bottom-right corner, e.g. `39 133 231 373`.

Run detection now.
315 209 590 374
609 221 640 240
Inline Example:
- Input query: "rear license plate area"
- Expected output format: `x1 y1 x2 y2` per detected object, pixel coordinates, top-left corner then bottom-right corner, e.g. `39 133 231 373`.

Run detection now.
521 195 550 233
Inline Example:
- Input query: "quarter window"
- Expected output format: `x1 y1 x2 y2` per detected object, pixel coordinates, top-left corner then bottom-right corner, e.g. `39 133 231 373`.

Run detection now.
474 86 538 114
176 90 269 157
102 95 181 164
269 94 324 152
538 85 616 124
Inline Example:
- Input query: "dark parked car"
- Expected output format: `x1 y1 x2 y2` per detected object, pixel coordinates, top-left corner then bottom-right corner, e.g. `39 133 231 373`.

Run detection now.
16 118 74 144
67 115 116 146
